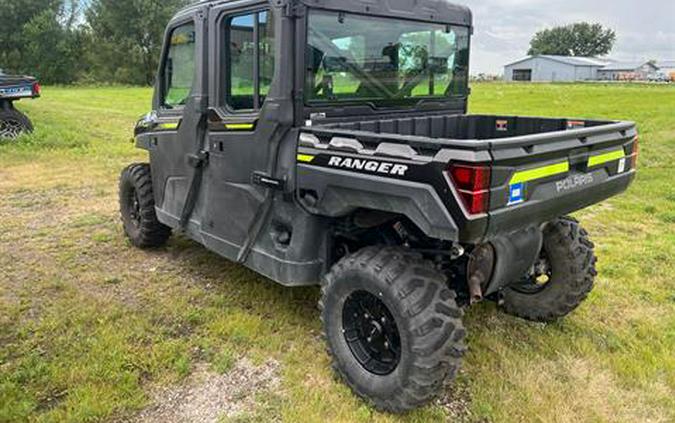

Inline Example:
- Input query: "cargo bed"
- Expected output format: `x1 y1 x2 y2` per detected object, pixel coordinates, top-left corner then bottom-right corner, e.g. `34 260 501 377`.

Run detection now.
313 114 628 145
298 114 638 242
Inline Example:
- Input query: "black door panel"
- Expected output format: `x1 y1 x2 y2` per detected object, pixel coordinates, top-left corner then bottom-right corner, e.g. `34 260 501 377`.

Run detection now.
199 7 277 258
150 12 208 228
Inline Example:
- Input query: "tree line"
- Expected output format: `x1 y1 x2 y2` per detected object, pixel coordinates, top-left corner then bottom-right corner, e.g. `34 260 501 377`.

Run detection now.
529 22 616 57
1 1 618 85
0 0 190 85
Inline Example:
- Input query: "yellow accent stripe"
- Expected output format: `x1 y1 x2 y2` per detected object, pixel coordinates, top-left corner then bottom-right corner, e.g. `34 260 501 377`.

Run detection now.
510 162 570 185
225 123 255 131
157 122 180 130
588 149 625 167
297 154 315 163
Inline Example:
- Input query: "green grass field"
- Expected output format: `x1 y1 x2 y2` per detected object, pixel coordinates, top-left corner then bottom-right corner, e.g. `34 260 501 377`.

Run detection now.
1 83 673 422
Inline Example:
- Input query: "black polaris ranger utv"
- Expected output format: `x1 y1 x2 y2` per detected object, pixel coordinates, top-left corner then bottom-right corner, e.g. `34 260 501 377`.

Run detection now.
0 72 40 139
119 0 638 412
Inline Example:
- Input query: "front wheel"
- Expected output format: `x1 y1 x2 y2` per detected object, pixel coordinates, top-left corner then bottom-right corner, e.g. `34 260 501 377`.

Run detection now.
0 107 33 140
119 163 171 248
500 217 597 322
320 247 466 413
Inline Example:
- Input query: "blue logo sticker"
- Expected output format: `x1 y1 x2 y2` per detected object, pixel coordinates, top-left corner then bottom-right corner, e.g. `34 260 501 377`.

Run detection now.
509 183 525 205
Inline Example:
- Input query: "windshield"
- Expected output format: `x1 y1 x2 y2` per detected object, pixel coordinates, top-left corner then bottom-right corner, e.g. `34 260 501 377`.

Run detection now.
305 10 470 107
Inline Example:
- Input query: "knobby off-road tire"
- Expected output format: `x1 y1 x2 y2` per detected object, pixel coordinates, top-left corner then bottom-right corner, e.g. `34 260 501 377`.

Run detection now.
320 247 467 413
0 107 33 140
500 217 597 322
119 163 171 248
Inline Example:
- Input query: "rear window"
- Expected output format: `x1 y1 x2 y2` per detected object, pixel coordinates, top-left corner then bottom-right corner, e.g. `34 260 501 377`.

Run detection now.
305 10 470 107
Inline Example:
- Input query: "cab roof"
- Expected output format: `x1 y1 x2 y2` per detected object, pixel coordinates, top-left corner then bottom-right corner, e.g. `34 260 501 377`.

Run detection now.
177 0 472 27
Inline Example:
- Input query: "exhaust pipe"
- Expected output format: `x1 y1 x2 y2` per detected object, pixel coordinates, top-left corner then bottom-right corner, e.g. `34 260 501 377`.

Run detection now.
468 274 484 304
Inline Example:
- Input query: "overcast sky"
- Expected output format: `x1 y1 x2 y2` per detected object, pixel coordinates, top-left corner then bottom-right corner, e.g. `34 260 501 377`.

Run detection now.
459 0 675 74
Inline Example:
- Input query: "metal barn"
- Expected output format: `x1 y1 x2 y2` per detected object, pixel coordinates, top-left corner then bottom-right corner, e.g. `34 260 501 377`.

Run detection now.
504 55 610 82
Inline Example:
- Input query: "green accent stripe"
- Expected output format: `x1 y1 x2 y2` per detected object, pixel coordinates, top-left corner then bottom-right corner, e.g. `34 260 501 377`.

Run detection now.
510 162 570 185
225 123 255 131
297 154 315 163
588 149 625 167
157 122 180 130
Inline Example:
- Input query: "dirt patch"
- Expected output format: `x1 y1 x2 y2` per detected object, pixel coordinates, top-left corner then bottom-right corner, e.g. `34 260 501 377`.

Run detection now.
436 377 476 422
131 358 281 423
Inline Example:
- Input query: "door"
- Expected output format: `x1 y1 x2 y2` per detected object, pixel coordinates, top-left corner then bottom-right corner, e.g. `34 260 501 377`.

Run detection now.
149 10 208 226
200 5 279 259
512 69 532 81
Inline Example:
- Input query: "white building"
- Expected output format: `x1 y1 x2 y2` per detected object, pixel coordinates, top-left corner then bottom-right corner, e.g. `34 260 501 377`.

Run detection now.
597 61 659 81
504 55 612 82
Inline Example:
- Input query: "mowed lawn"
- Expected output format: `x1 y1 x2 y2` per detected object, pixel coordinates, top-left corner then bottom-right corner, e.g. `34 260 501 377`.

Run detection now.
0 83 673 422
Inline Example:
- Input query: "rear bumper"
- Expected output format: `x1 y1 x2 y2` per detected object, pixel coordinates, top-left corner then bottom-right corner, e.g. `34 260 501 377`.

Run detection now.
484 170 635 239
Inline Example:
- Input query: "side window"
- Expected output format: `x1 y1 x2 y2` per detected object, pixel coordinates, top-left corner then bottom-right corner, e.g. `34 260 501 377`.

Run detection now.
226 10 275 111
162 23 196 108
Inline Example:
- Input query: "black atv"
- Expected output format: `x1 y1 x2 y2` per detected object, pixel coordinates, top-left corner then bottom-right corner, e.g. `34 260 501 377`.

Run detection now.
119 0 638 413
0 72 40 140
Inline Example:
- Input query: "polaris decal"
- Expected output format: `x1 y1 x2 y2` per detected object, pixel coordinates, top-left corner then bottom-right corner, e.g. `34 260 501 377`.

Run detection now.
556 174 595 193
327 156 409 176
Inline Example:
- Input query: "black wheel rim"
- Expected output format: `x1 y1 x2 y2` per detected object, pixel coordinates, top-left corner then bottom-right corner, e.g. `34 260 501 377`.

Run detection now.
342 290 401 375
512 251 553 295
126 189 142 228
0 119 25 139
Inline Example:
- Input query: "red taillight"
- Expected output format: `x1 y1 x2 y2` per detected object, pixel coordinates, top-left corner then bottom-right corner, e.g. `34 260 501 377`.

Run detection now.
32 82 41 96
448 163 492 215
631 136 639 169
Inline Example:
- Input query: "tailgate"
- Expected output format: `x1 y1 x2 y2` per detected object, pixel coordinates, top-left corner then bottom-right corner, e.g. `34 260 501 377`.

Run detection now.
484 120 638 238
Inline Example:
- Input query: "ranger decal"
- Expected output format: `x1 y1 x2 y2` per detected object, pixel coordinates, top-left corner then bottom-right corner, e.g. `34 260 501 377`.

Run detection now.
327 156 409 176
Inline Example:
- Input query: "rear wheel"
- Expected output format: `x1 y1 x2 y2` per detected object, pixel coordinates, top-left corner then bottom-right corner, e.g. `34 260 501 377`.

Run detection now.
0 107 32 140
320 247 466 413
119 163 171 248
500 217 597 322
